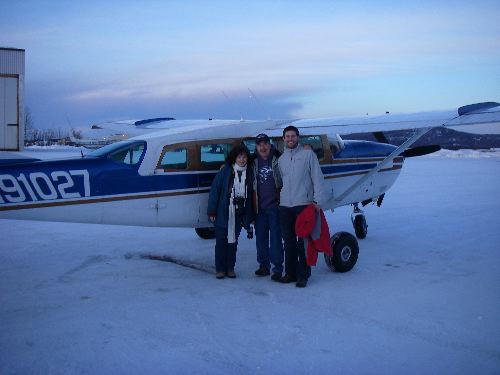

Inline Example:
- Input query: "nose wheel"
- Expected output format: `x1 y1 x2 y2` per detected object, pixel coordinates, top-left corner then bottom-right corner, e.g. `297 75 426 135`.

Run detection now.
351 204 368 239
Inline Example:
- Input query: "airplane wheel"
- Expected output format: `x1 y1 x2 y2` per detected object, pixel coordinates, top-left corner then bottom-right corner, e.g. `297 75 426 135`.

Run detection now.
195 227 216 239
324 232 359 273
353 215 368 239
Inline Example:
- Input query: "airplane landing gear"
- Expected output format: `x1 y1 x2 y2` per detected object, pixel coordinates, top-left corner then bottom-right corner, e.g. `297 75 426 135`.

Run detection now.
195 227 216 239
351 204 368 239
324 232 359 272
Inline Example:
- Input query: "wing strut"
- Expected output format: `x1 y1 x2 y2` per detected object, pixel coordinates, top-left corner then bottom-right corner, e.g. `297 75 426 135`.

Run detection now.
327 127 433 209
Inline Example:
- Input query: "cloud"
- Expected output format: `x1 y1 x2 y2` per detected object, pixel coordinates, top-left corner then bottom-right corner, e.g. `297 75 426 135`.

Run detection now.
62 7 499 107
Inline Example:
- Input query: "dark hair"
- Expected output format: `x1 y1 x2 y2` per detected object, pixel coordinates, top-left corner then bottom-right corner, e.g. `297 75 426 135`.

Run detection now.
226 144 250 165
283 125 299 137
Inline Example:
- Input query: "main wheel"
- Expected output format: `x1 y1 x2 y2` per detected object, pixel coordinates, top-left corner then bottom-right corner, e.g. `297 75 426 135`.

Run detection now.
195 227 216 239
353 214 368 239
324 232 359 272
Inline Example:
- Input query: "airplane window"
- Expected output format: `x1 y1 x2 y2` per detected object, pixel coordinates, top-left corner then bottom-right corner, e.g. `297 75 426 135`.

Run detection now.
89 141 146 165
89 140 144 158
159 148 187 170
124 144 145 165
243 140 256 154
201 143 232 169
108 143 145 165
300 136 324 160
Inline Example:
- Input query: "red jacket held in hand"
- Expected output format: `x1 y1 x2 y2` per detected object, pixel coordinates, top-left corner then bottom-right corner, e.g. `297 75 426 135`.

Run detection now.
295 204 332 266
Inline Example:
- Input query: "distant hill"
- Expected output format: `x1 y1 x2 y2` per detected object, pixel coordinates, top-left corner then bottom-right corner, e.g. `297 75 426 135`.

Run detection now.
345 128 500 149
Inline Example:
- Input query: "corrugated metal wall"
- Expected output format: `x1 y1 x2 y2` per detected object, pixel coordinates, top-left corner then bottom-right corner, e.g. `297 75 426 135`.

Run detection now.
0 48 25 75
0 48 25 151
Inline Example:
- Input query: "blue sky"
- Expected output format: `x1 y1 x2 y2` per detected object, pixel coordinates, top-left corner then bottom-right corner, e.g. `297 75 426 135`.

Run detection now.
1 0 499 129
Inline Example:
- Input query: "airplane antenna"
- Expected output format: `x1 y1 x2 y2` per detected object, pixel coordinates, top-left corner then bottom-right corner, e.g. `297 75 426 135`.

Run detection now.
248 88 271 120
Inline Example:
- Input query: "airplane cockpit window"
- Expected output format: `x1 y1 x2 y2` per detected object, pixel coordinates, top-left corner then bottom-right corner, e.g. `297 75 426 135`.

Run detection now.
111 144 145 165
201 143 231 169
242 139 256 154
300 136 324 160
88 140 146 166
158 148 187 170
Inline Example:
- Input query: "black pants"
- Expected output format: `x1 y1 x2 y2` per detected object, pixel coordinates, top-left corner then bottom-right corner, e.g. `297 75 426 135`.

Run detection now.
279 205 311 281
214 222 242 273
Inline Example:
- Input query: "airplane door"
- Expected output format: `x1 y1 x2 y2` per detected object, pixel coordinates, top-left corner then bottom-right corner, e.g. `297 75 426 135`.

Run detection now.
0 76 19 151
155 145 201 227
197 142 233 226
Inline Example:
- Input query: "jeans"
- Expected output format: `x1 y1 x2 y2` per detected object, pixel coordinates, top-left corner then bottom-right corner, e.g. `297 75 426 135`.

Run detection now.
215 223 242 273
279 205 311 281
255 207 284 274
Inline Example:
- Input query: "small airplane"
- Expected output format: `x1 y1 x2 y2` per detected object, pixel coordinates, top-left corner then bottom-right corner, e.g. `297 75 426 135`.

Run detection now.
1 102 499 273
70 117 235 148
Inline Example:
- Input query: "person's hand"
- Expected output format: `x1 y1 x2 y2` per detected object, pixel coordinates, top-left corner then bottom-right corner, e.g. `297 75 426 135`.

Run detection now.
208 215 216 223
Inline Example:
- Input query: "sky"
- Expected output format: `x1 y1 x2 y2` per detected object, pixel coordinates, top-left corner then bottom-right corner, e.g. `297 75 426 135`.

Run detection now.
1 0 500 129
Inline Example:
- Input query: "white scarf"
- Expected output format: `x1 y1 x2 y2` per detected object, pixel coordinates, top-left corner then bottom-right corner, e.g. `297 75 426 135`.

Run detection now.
228 164 247 243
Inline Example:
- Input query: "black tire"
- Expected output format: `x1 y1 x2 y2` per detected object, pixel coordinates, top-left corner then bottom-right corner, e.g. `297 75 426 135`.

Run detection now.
195 227 216 239
324 232 359 272
353 215 368 239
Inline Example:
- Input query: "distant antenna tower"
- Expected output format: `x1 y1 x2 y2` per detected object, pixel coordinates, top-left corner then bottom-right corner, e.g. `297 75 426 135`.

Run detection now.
247 88 271 120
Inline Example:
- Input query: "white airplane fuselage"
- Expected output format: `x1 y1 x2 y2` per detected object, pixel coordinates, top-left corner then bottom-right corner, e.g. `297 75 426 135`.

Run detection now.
0 134 402 227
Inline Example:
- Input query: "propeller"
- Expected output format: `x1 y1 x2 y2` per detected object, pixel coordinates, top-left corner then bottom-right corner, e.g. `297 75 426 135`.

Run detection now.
373 131 389 143
402 145 441 157
373 131 441 157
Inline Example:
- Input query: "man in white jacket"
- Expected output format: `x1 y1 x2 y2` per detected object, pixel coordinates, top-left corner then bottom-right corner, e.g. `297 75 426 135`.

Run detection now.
278 125 327 288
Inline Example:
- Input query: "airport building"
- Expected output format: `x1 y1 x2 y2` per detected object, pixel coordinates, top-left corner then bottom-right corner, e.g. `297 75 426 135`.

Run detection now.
0 47 25 151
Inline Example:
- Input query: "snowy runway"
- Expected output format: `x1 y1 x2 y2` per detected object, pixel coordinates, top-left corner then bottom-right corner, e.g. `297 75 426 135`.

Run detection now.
1 155 500 374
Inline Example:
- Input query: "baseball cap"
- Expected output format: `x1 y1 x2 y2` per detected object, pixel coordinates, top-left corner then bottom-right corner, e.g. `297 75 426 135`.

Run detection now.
255 133 270 144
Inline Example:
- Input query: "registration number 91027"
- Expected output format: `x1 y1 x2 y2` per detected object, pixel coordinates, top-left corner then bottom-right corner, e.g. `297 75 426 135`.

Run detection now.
0 170 90 204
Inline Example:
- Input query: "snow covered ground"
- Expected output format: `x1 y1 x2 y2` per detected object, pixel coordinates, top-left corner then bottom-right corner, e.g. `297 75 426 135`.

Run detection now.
1 149 500 374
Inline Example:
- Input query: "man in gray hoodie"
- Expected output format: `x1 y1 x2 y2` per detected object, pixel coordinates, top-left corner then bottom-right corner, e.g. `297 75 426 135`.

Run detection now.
278 125 327 288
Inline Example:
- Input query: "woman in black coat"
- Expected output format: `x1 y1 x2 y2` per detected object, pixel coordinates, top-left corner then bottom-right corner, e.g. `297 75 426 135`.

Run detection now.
207 144 254 279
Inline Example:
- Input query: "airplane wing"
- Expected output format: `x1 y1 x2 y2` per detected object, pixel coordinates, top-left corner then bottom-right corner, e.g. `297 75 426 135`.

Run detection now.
137 119 278 143
75 118 275 147
133 102 500 153
280 101 499 209
79 102 500 149
269 102 500 136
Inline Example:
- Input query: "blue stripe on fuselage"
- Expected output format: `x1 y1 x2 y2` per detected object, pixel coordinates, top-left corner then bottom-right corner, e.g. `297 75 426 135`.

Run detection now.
1 139 399 206
321 163 378 175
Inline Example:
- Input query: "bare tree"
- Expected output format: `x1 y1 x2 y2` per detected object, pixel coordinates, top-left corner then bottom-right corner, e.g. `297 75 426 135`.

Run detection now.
22 108 73 145
24 106 34 142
